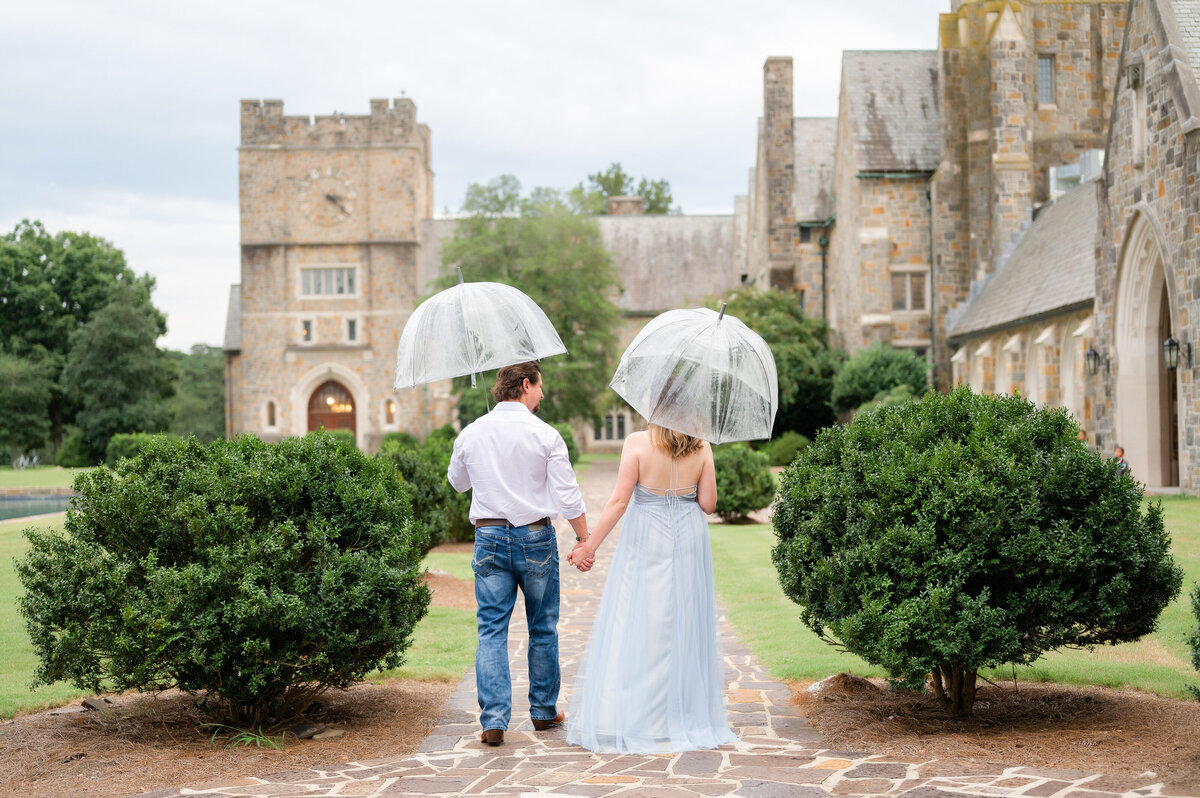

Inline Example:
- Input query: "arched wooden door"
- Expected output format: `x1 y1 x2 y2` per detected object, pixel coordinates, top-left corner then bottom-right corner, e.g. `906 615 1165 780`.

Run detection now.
308 381 356 434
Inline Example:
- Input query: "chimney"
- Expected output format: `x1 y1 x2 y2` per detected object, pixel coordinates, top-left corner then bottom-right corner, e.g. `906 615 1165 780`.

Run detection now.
606 196 645 215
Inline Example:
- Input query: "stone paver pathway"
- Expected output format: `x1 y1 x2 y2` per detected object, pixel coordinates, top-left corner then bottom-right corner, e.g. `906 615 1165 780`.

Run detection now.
138 461 1192 798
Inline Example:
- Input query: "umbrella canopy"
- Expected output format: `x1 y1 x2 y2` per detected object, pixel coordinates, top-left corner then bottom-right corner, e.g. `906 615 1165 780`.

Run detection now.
610 305 778 444
394 276 566 390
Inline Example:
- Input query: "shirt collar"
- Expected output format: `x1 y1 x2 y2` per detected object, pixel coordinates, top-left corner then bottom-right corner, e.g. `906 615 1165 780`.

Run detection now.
493 401 531 414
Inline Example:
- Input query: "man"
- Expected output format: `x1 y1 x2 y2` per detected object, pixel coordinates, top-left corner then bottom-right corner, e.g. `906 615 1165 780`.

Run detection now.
448 361 589 746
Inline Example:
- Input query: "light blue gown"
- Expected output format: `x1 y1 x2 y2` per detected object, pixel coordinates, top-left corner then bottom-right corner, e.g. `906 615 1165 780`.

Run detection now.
566 482 736 753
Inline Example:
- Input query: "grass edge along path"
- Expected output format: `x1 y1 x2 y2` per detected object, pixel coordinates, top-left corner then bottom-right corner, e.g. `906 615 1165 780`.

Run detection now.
709 501 1200 700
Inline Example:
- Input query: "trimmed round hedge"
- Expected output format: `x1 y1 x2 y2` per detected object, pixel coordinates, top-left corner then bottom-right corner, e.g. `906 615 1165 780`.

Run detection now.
772 387 1182 716
17 432 430 726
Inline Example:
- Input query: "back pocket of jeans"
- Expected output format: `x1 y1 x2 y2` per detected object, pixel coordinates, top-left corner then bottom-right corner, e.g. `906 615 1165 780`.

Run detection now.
521 539 556 576
472 539 497 578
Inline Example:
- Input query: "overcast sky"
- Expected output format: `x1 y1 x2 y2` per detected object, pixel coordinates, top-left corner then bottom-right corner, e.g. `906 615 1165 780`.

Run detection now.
1 0 949 351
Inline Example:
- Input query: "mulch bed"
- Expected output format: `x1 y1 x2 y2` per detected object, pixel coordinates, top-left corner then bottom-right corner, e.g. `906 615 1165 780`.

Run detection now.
792 675 1200 794
0 568 473 798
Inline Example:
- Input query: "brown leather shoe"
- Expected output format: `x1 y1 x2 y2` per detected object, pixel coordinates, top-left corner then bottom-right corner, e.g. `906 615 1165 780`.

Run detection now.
532 711 565 731
481 728 503 746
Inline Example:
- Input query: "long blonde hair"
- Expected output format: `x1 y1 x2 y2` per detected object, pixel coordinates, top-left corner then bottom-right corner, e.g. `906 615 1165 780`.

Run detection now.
649 424 703 459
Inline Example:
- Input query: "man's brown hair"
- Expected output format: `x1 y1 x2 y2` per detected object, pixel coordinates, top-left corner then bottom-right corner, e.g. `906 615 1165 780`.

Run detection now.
492 362 542 402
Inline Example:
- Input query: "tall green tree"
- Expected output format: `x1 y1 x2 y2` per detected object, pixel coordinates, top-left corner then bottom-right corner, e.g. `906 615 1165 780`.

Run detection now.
439 176 622 425
0 352 54 462
569 163 678 214
0 220 158 450
722 288 843 439
60 282 174 462
165 344 226 443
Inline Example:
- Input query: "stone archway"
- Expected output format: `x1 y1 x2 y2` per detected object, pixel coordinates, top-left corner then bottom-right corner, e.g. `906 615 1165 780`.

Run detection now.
1114 211 1179 488
307 381 357 435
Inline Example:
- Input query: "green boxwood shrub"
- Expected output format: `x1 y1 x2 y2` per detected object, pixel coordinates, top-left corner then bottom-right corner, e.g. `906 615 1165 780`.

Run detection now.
772 387 1183 716
381 430 419 450
377 435 473 550
713 444 775 523
552 422 580 465
55 427 96 467
317 428 357 448
16 432 430 726
767 431 810 467
105 432 159 465
831 341 927 413
1188 583 1200 700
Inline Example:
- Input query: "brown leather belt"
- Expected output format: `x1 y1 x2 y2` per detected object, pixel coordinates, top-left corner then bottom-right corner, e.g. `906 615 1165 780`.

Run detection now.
475 517 551 530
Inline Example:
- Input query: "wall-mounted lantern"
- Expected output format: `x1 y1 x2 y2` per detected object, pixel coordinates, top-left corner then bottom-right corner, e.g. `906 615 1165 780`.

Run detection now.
1084 346 1107 376
1163 336 1191 370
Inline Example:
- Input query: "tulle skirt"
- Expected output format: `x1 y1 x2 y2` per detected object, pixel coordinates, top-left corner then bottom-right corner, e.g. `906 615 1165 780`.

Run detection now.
566 485 735 753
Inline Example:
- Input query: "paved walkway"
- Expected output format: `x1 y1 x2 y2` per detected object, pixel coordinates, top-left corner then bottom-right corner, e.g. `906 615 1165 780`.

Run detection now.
139 461 1191 798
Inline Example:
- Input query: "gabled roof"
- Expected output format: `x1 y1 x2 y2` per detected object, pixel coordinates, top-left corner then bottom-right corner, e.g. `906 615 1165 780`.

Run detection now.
793 118 836 222
841 50 940 172
950 182 1098 339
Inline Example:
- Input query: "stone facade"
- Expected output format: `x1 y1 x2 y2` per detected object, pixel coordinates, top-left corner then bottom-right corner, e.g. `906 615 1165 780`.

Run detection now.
827 51 938 355
226 99 454 451
1092 0 1200 490
931 0 1126 387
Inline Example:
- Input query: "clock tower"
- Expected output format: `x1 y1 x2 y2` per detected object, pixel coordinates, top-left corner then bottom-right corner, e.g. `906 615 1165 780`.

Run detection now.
225 98 452 449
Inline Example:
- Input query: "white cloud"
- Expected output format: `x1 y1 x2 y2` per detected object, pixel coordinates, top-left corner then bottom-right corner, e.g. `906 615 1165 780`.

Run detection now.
1 0 952 348
0 189 238 352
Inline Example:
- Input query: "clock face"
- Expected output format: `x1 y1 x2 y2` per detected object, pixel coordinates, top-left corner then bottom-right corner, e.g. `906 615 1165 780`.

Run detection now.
299 167 356 225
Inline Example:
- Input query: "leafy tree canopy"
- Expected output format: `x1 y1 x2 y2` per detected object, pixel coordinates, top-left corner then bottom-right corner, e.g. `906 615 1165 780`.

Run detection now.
0 220 163 450
0 351 54 459
60 282 174 462
722 288 843 439
569 163 678 215
438 176 622 425
773 388 1183 716
165 344 226 443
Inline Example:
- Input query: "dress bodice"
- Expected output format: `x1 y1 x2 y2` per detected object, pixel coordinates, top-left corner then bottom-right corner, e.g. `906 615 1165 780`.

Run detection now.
632 482 698 504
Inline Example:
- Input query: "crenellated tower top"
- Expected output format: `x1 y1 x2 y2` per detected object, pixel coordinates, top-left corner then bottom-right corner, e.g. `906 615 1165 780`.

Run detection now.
239 97 429 151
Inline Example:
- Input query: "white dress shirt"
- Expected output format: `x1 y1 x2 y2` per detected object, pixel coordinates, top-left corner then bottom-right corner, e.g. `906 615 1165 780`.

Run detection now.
447 401 586 525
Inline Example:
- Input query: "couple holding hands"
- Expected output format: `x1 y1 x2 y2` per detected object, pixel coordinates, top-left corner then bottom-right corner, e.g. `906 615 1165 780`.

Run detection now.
447 361 736 754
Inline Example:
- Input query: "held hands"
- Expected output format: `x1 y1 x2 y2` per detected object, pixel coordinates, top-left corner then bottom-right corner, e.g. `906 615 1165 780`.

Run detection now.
568 538 597 572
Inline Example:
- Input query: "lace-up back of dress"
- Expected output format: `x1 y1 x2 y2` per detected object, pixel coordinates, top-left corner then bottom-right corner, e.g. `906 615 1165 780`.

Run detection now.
637 450 699 506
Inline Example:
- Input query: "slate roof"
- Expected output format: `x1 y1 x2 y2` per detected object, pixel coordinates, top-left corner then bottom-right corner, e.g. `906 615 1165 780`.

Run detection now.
223 284 242 351
841 50 940 172
950 182 1098 339
794 118 836 222
1174 0 1200 78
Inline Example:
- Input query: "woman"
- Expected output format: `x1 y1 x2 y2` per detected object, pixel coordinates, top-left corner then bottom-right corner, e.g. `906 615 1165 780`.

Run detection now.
565 424 736 753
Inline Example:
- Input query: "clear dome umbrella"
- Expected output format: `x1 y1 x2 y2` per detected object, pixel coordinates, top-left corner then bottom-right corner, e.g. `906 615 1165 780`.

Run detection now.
610 304 778 444
394 269 567 390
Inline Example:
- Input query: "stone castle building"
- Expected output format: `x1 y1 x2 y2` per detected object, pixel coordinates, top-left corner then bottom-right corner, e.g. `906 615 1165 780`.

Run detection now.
225 100 740 453
225 0 1200 491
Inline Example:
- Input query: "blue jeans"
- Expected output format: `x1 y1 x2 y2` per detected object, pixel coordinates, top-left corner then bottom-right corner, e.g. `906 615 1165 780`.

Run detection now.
472 521 561 732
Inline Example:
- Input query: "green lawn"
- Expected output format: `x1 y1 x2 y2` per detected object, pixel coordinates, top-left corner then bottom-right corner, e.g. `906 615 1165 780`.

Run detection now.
0 516 90 717
0 466 92 490
709 494 1200 699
